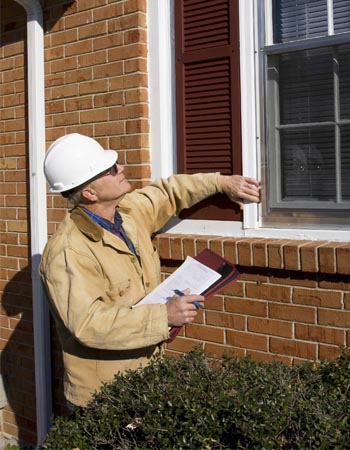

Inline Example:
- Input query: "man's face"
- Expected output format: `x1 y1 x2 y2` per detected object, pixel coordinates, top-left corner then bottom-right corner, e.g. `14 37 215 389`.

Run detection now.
87 163 132 205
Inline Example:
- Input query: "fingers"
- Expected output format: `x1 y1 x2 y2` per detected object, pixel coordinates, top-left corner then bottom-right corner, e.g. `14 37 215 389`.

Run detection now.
220 174 261 206
166 294 205 327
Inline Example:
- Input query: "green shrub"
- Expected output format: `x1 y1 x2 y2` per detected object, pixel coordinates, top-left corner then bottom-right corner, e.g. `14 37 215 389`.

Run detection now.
43 348 350 450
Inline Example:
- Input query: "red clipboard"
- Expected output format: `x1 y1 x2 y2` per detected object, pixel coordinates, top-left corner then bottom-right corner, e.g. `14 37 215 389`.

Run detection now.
165 249 240 343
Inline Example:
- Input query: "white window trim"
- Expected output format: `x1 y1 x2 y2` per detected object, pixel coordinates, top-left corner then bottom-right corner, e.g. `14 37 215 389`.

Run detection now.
147 0 350 241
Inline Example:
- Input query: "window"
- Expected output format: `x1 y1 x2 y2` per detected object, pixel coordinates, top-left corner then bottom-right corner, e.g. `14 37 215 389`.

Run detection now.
262 0 350 228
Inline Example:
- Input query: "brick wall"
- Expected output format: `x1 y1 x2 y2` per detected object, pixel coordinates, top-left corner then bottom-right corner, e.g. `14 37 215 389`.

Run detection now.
45 0 149 236
0 0 37 446
155 234 350 364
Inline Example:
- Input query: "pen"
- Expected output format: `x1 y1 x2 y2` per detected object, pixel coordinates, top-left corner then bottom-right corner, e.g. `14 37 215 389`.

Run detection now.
174 289 203 309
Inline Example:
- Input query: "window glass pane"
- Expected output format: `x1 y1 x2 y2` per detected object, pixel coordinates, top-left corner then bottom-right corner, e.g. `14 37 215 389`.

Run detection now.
334 0 350 34
279 48 334 124
274 0 328 43
280 127 336 200
341 126 350 199
338 44 350 119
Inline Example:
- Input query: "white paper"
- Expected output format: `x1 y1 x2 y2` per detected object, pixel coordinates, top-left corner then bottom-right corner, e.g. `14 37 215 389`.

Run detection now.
135 256 221 307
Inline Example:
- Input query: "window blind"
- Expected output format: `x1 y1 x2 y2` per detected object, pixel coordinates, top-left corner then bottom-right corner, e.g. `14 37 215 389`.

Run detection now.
274 0 328 43
334 0 350 34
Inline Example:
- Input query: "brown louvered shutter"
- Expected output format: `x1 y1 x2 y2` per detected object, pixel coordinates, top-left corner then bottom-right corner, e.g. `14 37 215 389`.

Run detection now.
175 0 242 220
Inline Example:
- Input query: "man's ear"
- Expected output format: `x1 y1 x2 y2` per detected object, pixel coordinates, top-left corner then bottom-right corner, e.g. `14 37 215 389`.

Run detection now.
81 186 98 202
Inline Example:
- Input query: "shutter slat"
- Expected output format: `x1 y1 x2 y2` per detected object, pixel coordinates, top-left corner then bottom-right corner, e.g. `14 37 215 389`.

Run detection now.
182 0 230 51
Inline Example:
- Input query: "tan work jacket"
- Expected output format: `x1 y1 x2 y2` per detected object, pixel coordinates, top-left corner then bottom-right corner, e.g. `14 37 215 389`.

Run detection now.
39 173 222 406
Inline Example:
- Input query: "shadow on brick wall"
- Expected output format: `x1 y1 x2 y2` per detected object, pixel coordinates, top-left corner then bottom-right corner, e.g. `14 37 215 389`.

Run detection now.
1 267 37 448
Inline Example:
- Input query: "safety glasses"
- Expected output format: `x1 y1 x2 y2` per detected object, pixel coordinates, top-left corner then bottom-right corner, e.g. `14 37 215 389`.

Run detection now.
103 163 119 177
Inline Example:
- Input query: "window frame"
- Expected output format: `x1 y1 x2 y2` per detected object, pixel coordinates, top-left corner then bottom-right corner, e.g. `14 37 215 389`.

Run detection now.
148 0 350 240
261 0 350 228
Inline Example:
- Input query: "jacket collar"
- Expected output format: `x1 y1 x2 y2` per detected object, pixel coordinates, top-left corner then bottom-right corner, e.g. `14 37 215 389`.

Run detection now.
70 206 139 255
70 207 104 242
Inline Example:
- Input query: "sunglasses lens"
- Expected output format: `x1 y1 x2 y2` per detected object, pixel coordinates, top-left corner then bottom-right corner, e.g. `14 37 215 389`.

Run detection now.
111 164 118 175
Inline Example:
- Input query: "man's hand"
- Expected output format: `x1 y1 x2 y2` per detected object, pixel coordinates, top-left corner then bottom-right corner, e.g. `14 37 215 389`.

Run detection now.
166 289 205 327
219 175 261 210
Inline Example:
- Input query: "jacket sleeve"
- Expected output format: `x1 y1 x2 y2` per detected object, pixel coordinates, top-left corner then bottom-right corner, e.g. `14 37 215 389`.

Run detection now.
124 172 223 235
40 248 170 351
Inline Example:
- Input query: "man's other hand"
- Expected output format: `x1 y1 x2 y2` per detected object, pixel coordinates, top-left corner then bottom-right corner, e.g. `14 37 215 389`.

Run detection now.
166 289 205 327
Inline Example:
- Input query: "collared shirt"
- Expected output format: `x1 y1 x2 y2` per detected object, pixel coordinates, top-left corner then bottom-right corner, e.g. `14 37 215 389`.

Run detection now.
81 207 137 256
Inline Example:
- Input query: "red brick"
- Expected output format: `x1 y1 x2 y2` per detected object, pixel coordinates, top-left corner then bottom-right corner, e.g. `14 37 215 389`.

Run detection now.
124 29 147 45
206 311 245 330
267 240 286 269
318 274 350 291
65 96 93 112
124 0 147 14
246 283 291 303
237 239 255 266
205 343 245 359
223 239 238 264
252 240 268 267
239 269 268 283
226 330 268 351
79 79 108 95
165 337 202 354
93 33 124 51
79 22 107 40
78 50 107 68
65 10 92 29
318 309 350 327
108 44 147 63
319 344 341 360
125 88 148 104
247 350 291 365
169 236 183 260
295 323 345 346
108 13 146 33
93 4 123 22
269 270 317 288
207 238 223 256
269 303 316 323
94 62 124 80
270 337 317 359
319 242 340 274
195 236 212 254
156 235 171 259
51 29 78 47
293 287 342 308
344 293 350 309
247 317 293 338
337 244 350 275
300 241 327 273
186 323 224 343
222 280 244 297
65 67 92 84
284 242 306 271
205 294 224 311
225 297 268 317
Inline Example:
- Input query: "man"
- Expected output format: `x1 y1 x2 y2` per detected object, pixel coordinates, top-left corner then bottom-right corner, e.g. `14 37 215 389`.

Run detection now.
39 133 260 408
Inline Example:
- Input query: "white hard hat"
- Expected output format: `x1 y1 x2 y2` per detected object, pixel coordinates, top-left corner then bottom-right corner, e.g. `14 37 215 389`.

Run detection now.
44 133 118 193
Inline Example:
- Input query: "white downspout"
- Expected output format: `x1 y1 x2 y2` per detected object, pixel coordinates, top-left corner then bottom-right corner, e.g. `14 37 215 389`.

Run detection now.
13 1 52 447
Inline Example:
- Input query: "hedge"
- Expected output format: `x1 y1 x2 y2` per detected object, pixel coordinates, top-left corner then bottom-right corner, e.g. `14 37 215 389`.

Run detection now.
43 348 350 449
